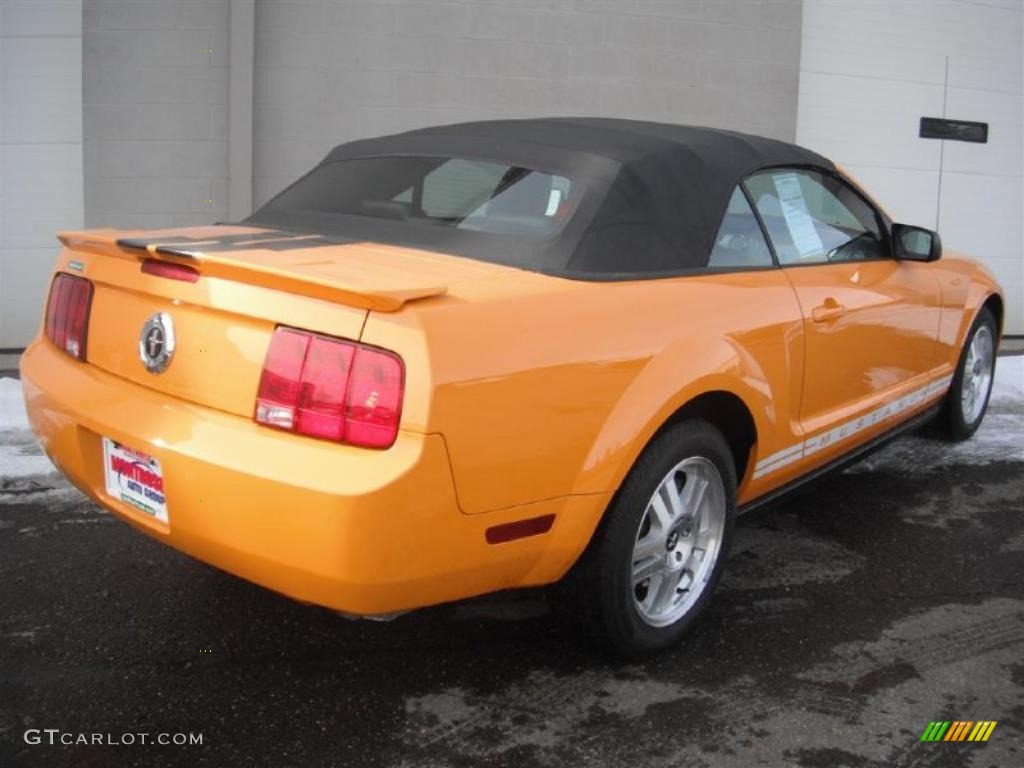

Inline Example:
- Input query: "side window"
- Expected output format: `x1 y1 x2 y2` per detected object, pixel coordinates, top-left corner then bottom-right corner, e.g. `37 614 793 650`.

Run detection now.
744 169 886 265
707 187 774 268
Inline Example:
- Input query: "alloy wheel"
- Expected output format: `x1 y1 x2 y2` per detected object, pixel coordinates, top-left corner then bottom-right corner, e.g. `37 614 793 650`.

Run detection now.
631 457 726 628
960 325 994 424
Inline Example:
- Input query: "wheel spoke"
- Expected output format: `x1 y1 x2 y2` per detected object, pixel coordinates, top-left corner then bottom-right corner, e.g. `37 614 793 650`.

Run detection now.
649 493 673 533
692 527 712 552
651 569 681 613
663 476 684 520
689 546 711 582
632 556 663 584
682 473 709 516
633 534 662 561
639 572 664 612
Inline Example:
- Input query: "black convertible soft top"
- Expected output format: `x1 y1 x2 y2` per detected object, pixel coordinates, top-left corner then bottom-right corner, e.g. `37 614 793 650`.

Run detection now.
246 117 835 279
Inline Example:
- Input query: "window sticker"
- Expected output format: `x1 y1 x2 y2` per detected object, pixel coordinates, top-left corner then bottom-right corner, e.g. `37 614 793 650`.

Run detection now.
772 172 823 258
545 189 562 216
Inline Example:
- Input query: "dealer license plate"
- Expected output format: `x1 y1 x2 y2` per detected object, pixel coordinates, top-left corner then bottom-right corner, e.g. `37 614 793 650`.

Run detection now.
102 438 169 524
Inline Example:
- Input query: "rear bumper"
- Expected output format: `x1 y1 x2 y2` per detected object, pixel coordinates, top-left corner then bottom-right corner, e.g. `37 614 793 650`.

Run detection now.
19 340 608 614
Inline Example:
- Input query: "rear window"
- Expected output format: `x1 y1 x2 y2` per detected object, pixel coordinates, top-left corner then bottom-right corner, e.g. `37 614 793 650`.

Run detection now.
256 156 578 238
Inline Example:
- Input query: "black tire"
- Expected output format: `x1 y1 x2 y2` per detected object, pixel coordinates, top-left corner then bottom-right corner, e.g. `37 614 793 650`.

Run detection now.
939 307 997 441
552 419 736 658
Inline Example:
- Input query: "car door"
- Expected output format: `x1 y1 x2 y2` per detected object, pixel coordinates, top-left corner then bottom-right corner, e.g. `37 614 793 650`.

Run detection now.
744 167 942 451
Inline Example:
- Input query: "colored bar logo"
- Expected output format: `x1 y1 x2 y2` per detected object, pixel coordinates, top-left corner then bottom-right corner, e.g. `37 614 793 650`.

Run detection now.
920 721 997 742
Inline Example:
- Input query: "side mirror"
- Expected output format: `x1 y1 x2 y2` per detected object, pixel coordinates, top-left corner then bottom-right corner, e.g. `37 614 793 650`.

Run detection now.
892 223 942 262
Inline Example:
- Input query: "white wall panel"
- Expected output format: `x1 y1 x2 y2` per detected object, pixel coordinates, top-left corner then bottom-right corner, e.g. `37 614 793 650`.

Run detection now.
82 0 230 230
798 0 1024 334
0 1 84 348
942 87 1022 177
939 173 1023 262
798 72 944 169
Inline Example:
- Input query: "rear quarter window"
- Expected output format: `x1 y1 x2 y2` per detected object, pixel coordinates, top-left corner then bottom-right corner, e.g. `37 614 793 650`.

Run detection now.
707 187 774 268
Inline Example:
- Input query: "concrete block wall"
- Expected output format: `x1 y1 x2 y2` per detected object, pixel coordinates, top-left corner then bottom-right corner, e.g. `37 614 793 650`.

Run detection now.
251 0 804 208
797 0 1024 334
82 0 231 229
1 0 84 347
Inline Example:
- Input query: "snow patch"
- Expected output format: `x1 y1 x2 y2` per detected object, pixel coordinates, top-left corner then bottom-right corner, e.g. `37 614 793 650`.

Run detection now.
990 354 1023 410
849 356 1024 473
1 378 56 479
0 433 55 479
0 378 30 430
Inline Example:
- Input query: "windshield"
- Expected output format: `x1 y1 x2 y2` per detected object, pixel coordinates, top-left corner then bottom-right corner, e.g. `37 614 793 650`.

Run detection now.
254 156 578 238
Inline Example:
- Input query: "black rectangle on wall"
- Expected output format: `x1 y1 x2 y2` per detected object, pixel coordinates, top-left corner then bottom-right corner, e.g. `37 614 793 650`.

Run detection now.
919 117 989 143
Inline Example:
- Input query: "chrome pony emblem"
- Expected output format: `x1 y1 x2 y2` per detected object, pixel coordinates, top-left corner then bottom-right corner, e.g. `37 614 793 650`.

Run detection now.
139 312 175 374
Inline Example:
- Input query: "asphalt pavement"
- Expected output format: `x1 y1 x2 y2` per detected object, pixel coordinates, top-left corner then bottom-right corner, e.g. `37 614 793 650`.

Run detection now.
1 358 1022 768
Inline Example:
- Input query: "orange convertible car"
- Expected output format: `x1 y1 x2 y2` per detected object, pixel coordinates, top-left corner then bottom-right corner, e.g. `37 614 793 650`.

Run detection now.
21 119 1003 656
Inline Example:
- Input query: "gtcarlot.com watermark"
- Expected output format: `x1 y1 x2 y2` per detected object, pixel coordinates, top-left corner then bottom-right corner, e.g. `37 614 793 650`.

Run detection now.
24 729 203 747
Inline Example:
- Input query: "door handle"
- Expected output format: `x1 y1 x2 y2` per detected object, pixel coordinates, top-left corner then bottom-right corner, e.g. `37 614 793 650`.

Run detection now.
811 298 846 323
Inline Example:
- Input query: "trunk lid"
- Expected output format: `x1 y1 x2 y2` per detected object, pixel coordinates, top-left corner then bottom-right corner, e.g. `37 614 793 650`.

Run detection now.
57 224 491 418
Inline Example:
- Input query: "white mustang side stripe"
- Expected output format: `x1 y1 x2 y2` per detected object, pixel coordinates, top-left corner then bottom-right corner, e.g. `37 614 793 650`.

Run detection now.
752 374 954 480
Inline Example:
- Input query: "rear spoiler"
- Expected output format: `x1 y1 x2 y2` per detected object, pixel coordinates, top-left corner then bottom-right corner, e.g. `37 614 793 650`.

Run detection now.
56 229 447 313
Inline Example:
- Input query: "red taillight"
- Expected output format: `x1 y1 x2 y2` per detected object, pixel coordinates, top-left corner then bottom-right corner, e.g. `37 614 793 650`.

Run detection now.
44 273 93 361
254 327 404 449
344 346 405 448
141 258 200 283
295 336 355 440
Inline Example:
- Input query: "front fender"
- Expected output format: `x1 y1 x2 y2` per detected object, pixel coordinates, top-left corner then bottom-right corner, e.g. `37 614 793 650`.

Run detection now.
932 254 1005 365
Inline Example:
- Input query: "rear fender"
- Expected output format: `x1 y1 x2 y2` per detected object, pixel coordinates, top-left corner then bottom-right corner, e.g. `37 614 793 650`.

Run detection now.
568 333 780 500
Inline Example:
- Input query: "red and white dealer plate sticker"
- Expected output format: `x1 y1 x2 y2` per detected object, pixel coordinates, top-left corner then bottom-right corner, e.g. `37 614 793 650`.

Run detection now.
102 438 169 524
